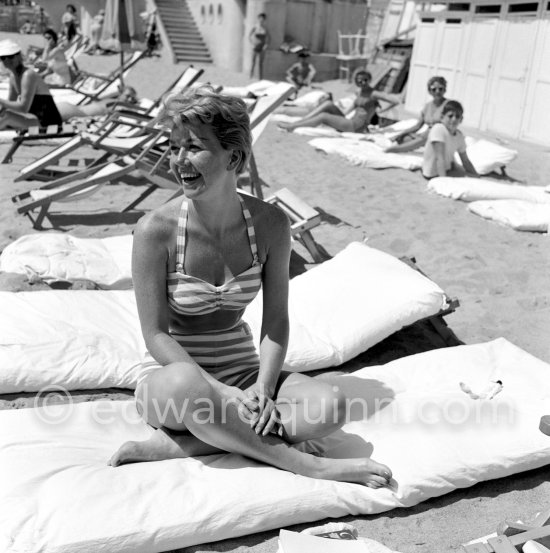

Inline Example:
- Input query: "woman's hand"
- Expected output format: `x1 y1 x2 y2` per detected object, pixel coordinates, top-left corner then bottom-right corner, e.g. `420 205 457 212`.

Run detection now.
239 383 282 437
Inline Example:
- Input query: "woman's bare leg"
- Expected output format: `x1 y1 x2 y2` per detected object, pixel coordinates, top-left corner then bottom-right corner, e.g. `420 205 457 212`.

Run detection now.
110 366 391 487
280 112 355 133
0 110 40 130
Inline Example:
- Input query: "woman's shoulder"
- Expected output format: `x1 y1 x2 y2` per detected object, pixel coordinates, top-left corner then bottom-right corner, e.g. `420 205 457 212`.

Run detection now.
241 192 290 232
135 198 182 241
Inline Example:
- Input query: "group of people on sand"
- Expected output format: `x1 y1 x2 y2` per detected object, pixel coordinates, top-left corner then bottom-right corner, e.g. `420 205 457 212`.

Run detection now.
279 71 478 179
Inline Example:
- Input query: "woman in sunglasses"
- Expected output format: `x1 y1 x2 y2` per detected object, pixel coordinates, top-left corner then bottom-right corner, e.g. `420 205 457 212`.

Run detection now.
0 39 62 131
278 70 398 133
384 76 448 153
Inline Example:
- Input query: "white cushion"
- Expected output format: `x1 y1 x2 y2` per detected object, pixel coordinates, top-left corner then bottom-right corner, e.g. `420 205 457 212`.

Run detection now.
468 200 550 233
428 177 550 203
309 138 423 170
0 243 448 392
1 339 548 551
0 234 133 289
458 138 518 175
291 89 330 108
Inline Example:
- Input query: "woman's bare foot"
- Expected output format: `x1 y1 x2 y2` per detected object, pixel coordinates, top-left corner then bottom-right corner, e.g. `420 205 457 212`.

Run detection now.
315 457 392 488
277 121 296 132
109 428 221 467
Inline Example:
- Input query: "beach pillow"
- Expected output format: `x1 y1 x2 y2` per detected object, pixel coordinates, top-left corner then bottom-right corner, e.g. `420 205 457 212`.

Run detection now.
428 177 550 204
468 200 550 233
291 89 330 108
0 242 449 393
309 137 423 170
458 138 518 176
0 233 133 289
1 339 548 552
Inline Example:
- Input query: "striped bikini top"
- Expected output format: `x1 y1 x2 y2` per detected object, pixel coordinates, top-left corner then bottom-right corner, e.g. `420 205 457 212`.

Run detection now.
167 195 262 316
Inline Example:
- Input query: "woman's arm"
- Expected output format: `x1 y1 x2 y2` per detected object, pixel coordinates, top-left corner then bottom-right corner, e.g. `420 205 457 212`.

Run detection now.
305 64 316 85
371 90 401 114
243 205 291 435
0 70 39 112
257 207 291 396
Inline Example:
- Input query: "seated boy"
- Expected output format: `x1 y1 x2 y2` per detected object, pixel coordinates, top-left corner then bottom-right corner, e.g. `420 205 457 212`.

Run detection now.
422 100 479 179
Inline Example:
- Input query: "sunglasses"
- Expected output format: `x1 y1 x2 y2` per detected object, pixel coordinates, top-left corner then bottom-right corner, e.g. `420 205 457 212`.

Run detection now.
430 86 445 92
0 54 16 61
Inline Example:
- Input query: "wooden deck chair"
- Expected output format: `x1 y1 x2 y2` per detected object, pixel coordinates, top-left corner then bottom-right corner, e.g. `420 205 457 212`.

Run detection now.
237 82 296 199
70 50 147 105
13 66 204 179
265 187 327 263
1 124 77 165
12 127 172 229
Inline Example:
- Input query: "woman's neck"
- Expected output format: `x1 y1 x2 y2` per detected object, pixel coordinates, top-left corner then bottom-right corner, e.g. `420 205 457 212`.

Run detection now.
433 97 446 107
189 187 241 234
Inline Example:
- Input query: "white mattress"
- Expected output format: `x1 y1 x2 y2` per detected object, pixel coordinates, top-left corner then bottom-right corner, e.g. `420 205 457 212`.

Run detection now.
428 177 550 204
1 339 548 552
308 137 423 171
467 200 550 233
0 242 449 393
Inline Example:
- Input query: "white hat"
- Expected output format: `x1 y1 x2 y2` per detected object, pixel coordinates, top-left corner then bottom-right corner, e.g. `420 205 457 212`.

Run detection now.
0 39 21 57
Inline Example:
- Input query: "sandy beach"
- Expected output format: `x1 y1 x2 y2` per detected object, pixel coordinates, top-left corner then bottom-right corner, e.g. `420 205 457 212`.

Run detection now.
1 33 549 553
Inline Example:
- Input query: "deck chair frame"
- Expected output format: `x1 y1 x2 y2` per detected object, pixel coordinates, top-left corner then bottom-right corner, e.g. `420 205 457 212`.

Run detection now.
399 255 461 346
12 66 203 179
2 125 77 164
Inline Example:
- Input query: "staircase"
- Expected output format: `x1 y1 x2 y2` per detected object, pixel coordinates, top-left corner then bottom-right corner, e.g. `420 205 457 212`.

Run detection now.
155 0 212 64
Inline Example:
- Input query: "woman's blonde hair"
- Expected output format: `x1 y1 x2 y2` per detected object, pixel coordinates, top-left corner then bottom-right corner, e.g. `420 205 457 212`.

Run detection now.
158 85 251 174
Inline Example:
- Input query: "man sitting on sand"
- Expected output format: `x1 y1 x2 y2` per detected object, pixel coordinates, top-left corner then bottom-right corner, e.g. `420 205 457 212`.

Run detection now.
422 100 479 179
285 51 316 93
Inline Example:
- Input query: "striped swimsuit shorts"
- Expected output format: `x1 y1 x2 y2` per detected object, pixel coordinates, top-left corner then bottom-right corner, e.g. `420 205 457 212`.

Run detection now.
136 320 262 394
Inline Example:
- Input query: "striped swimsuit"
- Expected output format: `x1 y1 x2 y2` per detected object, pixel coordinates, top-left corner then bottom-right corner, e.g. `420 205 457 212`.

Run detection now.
137 194 264 389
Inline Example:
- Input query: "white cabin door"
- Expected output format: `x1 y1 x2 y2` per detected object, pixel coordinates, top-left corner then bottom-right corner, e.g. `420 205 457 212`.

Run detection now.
484 13 538 136
460 18 499 129
521 15 550 143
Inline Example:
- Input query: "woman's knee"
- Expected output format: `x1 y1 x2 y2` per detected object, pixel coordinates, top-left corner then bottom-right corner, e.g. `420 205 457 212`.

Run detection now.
137 363 211 427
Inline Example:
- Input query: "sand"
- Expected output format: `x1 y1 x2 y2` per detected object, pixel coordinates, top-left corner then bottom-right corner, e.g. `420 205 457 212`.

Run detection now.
1 33 549 553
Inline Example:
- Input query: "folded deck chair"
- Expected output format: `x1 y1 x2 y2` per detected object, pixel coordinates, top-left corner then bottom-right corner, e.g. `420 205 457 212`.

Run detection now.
1 339 549 552
13 66 204 180
0 242 456 391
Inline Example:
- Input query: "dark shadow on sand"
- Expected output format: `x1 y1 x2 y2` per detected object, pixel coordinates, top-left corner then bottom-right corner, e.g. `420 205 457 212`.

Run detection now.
45 210 145 229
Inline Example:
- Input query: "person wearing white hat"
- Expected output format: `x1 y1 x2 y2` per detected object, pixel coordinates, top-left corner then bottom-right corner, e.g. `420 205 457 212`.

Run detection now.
0 38 62 131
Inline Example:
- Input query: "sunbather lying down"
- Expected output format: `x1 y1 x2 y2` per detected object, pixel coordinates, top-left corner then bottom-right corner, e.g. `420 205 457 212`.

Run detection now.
278 70 399 133
55 85 139 121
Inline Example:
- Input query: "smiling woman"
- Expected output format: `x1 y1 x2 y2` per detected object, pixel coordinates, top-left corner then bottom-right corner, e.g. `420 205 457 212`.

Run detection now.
0 38 62 131
108 85 393 489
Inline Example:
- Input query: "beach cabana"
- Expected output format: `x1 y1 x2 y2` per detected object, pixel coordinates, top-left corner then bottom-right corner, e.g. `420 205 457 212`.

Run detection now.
405 0 550 146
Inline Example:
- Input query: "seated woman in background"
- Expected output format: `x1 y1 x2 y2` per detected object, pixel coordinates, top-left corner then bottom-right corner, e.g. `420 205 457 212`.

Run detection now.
108 85 393 490
55 85 139 121
36 28 73 86
384 76 448 153
0 39 62 131
278 70 399 133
